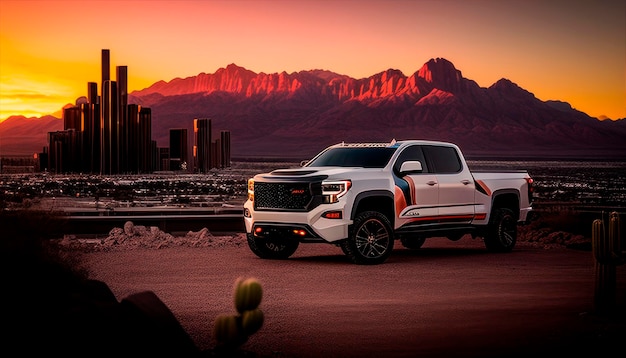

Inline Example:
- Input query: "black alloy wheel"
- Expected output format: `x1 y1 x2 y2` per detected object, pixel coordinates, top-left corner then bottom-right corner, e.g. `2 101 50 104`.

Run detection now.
341 211 394 265
484 207 517 252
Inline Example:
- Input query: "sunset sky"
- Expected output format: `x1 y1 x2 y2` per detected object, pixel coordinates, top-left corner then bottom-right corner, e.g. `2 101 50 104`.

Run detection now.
0 0 624 122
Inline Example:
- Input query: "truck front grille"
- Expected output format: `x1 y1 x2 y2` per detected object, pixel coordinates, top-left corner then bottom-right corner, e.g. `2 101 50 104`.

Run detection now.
254 182 319 211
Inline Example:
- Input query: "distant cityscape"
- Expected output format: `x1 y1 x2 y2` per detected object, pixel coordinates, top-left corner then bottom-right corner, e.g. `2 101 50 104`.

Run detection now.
3 49 231 175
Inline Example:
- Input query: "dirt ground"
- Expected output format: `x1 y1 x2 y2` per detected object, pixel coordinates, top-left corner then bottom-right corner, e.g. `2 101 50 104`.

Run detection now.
4 218 625 357
62 222 626 357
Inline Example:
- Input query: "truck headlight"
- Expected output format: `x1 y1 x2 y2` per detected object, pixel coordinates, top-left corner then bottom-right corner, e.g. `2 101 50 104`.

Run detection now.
322 180 351 203
247 178 254 201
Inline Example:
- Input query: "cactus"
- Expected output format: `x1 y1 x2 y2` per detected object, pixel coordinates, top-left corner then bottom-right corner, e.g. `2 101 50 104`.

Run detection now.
213 314 241 346
241 308 265 336
213 277 265 352
591 211 624 315
234 277 263 313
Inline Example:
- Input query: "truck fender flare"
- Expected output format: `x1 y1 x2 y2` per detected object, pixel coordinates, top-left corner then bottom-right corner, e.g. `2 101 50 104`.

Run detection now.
489 189 521 217
350 190 395 221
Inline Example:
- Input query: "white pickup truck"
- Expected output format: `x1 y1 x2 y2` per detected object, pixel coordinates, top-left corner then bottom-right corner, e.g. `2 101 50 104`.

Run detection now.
243 140 534 264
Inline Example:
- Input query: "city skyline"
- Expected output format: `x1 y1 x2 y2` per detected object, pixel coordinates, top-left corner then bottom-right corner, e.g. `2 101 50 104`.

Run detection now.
39 49 231 175
0 0 624 122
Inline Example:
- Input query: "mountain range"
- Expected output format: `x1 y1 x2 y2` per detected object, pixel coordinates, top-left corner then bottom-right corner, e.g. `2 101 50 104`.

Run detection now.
2 58 625 160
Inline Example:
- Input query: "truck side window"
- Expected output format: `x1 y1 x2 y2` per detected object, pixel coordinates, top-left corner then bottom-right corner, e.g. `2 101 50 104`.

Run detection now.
423 145 462 174
393 145 428 174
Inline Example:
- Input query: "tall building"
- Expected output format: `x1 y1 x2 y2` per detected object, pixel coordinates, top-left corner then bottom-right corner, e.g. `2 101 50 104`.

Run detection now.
220 130 231 168
117 66 129 172
43 49 154 174
38 147 48 172
194 118 212 173
87 82 98 104
82 100 100 173
42 49 237 175
138 106 153 173
48 130 80 173
84 81 101 172
211 138 221 169
101 49 110 86
63 106 82 131
210 131 231 169
169 128 188 171
193 118 231 171
101 79 118 174
62 106 83 171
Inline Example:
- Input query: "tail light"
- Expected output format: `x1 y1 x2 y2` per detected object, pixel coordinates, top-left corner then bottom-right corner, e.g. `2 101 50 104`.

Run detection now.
526 177 534 204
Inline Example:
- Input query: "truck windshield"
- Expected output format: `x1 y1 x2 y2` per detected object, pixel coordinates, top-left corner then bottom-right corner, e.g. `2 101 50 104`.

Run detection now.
305 147 396 168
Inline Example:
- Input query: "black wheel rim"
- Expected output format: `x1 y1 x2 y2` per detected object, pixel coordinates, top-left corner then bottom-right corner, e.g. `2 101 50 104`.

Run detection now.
355 218 390 259
499 214 516 247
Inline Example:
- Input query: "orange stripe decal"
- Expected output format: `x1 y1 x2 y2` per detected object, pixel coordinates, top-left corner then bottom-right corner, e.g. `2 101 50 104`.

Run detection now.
404 175 416 204
394 186 408 215
475 180 492 196
403 214 477 224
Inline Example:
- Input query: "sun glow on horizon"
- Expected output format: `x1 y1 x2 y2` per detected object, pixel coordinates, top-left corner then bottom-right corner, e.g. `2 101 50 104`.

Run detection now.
0 0 624 122
0 73 78 119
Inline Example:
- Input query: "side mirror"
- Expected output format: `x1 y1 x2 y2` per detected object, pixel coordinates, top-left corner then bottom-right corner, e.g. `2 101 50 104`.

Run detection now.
300 160 309 167
399 160 422 174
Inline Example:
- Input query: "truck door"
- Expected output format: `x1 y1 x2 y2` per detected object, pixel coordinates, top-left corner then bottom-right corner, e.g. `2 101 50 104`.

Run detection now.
422 145 475 221
392 145 439 221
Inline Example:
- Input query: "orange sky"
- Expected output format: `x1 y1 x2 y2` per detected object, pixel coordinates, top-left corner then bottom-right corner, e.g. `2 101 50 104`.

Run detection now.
0 0 624 121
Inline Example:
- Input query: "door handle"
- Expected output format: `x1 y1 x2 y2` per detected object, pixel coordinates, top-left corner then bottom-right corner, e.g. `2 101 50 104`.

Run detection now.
426 181 437 186
461 179 471 185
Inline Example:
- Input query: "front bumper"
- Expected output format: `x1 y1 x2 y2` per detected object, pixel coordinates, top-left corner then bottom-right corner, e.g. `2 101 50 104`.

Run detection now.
243 199 351 243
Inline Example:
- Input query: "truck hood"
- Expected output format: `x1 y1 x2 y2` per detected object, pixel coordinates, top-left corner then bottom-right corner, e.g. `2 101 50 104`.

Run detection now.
264 166 380 180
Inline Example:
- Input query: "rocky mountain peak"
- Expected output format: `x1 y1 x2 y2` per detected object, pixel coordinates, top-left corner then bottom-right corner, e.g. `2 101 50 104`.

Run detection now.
489 78 536 101
217 63 256 78
416 58 468 94
306 69 347 82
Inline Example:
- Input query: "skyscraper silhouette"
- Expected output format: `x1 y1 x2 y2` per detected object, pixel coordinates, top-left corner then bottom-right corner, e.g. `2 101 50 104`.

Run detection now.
169 128 188 171
101 49 110 87
44 48 231 174
117 66 128 172
193 118 231 171
101 79 118 174
44 49 154 174
194 118 212 173
220 130 231 168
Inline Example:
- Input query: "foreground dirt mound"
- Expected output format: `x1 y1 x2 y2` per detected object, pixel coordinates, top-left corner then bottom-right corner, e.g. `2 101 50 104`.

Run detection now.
518 223 590 250
59 221 247 252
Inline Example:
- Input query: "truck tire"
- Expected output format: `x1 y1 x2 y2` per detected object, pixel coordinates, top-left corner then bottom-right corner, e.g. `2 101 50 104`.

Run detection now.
246 233 299 259
484 207 517 252
341 211 394 265
400 235 426 250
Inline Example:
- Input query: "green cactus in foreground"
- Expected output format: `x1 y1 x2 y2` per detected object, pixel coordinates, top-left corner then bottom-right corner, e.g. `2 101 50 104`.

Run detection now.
213 277 265 351
592 211 624 315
